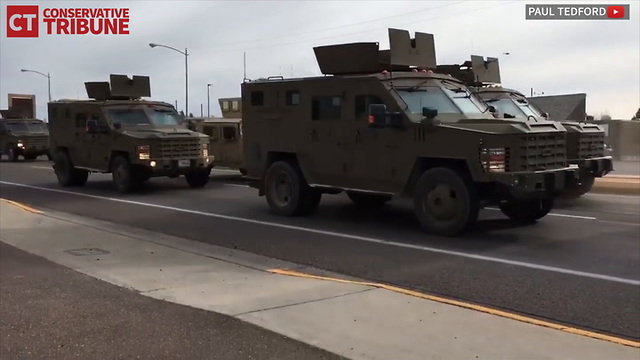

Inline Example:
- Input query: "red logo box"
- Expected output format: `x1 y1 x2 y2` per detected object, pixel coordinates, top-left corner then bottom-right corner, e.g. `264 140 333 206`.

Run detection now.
6 5 39 37
607 5 624 18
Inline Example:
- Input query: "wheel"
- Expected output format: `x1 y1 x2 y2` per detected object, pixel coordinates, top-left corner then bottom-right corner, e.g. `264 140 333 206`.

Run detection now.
560 176 595 199
7 147 19 162
185 169 211 188
53 151 88 187
24 154 37 161
264 160 321 216
346 191 392 208
499 198 554 222
412 167 479 237
46 151 53 161
111 155 141 193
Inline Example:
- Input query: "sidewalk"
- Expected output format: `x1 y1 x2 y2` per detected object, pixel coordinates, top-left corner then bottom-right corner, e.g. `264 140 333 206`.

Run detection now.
0 200 638 360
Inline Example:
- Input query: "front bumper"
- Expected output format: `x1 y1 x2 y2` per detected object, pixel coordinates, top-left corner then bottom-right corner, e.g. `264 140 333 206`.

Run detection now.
571 156 613 178
15 143 49 154
137 156 215 175
492 167 580 199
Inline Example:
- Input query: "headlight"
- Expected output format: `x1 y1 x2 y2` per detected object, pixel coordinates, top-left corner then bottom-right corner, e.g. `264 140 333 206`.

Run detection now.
17 141 24 148
481 148 506 172
137 145 150 160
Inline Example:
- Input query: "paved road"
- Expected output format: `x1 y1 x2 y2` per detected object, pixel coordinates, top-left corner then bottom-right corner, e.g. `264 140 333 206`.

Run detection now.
0 241 346 360
1 159 639 342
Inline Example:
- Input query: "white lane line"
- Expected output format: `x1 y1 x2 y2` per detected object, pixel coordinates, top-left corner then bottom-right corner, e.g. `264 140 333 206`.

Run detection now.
485 207 596 220
224 183 250 188
31 165 52 170
1 180 638 286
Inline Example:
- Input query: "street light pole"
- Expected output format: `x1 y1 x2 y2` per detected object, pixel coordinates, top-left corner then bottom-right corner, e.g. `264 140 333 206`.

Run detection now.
207 83 212 117
20 69 51 101
149 42 189 116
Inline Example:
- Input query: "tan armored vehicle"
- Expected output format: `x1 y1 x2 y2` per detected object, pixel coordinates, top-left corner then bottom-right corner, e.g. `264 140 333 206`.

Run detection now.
436 56 613 198
48 74 214 193
0 94 50 161
241 28 581 237
188 97 246 175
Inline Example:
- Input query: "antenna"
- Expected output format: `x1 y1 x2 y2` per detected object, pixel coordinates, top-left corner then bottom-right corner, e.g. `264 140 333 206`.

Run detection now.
243 52 247 81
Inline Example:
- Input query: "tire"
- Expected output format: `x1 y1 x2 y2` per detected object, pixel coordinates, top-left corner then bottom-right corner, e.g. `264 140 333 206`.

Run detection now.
499 198 554 222
7 147 19 162
346 191 392 208
264 160 321 216
111 155 141 193
412 167 479 237
53 151 88 187
185 169 211 188
46 151 53 161
560 176 595 199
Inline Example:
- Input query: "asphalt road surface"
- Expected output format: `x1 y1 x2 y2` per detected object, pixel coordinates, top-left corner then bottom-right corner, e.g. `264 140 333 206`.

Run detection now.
1 158 639 342
0 242 346 360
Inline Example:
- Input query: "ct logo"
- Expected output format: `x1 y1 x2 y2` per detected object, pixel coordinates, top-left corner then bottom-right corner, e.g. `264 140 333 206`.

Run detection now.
6 5 39 37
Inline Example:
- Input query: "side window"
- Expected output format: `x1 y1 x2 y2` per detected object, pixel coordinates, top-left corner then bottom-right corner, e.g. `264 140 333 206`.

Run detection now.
232 101 239 111
311 96 342 121
251 91 264 106
355 95 385 118
75 112 87 128
222 125 237 140
206 126 220 141
286 90 300 106
222 101 230 111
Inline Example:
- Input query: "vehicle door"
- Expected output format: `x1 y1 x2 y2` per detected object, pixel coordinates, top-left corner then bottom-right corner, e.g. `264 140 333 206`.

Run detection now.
81 110 112 170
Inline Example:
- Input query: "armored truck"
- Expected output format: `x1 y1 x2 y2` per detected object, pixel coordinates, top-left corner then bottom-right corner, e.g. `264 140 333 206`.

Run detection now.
188 97 246 175
241 28 581 237
48 74 214 193
0 94 50 161
436 56 613 198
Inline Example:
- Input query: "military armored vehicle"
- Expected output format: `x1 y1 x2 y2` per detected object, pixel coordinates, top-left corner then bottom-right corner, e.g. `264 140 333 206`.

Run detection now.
0 94 51 161
240 28 581 237
189 97 246 175
436 56 613 198
48 74 214 193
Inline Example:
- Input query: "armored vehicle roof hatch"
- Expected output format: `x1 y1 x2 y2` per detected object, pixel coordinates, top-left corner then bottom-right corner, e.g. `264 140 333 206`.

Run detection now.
313 28 437 75
436 55 501 87
85 74 152 101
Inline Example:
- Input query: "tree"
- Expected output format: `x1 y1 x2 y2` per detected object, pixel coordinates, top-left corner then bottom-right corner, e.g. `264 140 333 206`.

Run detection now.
600 114 612 121
633 108 640 120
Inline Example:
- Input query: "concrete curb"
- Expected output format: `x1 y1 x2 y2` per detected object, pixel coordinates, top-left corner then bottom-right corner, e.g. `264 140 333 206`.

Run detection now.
592 176 640 196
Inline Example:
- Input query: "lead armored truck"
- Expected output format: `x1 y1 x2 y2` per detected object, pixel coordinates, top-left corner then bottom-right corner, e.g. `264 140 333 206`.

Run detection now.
437 56 613 198
241 29 580 237
48 74 214 193
0 94 51 161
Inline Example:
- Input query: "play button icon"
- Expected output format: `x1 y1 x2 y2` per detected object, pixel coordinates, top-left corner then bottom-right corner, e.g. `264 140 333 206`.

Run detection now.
607 5 624 18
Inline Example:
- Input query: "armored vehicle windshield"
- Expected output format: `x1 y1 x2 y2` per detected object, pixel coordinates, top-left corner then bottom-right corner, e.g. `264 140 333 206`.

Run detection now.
478 89 544 120
396 78 488 119
104 104 184 128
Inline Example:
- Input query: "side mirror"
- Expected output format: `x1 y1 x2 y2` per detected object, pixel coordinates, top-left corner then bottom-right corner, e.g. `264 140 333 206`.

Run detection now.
422 107 438 120
113 122 122 130
368 104 387 128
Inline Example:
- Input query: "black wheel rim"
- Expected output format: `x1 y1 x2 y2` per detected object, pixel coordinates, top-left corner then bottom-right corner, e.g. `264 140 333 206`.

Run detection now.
423 183 459 222
272 172 293 207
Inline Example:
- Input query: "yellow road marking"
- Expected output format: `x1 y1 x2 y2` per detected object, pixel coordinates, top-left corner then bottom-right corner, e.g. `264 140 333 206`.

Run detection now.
0 198 42 214
268 268 640 348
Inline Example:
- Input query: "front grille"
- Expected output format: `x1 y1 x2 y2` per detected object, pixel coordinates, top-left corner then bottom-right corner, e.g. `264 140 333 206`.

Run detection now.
576 133 605 159
511 134 566 171
24 135 48 148
156 138 203 159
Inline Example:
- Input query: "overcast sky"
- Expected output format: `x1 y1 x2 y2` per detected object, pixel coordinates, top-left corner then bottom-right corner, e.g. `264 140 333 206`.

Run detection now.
1 0 638 120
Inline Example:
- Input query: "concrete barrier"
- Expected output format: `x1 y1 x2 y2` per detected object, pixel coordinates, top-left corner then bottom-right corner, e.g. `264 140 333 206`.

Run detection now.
591 175 640 196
